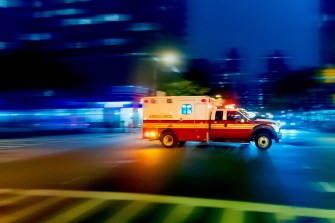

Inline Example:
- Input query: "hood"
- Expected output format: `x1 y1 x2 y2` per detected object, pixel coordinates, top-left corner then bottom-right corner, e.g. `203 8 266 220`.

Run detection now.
253 118 278 125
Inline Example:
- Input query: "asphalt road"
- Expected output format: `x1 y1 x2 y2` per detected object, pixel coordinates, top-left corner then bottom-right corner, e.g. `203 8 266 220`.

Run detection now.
0 129 334 210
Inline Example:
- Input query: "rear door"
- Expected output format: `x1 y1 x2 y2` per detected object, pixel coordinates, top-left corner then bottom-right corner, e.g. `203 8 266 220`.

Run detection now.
176 99 196 141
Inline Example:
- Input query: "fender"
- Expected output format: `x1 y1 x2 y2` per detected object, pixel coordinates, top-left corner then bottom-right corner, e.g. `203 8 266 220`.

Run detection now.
251 124 279 143
160 128 177 141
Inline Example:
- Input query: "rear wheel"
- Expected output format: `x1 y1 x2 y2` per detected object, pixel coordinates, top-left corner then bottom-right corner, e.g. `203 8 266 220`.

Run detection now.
161 132 178 148
255 133 272 150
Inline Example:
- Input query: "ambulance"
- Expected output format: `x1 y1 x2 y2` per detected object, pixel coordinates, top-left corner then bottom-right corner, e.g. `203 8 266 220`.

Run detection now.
142 96 282 150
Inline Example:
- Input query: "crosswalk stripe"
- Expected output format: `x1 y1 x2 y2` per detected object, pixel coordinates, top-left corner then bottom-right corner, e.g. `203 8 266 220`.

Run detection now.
0 189 334 222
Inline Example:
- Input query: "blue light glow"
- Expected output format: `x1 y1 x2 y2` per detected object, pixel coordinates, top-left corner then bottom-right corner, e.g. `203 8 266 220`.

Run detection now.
129 23 160 31
103 102 132 108
61 14 131 26
0 42 7 49
99 38 128 46
34 9 85 18
20 33 52 41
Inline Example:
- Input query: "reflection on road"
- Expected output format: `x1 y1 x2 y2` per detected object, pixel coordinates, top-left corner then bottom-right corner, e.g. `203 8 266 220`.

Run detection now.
0 129 334 219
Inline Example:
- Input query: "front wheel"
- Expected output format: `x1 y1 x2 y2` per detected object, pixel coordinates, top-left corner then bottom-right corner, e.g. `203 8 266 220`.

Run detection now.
255 133 272 150
161 132 178 148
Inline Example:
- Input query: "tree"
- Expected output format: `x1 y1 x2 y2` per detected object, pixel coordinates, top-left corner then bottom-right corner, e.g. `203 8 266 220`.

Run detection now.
161 80 210 96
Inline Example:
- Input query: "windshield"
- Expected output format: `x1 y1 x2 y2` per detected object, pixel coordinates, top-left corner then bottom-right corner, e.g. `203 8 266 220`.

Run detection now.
237 108 253 120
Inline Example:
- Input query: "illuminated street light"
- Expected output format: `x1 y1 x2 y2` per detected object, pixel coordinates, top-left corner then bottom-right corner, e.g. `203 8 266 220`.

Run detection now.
160 52 179 65
152 51 180 96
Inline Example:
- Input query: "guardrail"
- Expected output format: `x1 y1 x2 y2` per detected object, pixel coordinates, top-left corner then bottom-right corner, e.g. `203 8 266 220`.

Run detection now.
0 189 334 222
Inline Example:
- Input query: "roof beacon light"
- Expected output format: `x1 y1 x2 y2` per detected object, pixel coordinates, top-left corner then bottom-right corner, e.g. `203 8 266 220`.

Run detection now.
225 104 235 109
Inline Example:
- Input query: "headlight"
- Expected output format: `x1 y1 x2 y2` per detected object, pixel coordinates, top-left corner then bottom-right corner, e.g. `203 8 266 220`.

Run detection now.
145 131 157 138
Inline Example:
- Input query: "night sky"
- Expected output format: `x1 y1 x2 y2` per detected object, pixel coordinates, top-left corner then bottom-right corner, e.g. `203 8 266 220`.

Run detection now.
187 0 320 74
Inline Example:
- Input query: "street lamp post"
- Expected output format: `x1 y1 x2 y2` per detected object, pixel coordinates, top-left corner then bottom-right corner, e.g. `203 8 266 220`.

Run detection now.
151 52 180 96
152 60 159 96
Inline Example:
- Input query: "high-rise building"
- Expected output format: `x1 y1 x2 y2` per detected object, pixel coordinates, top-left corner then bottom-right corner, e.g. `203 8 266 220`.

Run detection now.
0 0 187 87
210 48 243 106
320 0 335 65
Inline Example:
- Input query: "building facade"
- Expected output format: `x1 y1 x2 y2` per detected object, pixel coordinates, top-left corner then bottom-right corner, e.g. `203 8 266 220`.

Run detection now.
0 0 187 88
320 0 335 65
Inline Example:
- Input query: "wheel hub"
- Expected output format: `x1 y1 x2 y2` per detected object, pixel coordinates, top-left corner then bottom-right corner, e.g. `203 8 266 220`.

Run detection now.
163 136 173 146
258 136 269 148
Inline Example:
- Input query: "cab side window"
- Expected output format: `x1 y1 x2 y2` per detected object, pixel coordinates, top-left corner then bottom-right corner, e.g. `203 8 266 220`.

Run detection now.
215 111 223 121
227 111 242 121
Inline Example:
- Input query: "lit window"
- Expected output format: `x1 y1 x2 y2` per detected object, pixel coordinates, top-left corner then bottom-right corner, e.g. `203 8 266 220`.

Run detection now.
129 23 160 31
61 14 129 26
99 38 128 46
61 8 84 15
104 14 124 21
78 18 91 25
181 104 192 115
20 33 52 41
0 0 21 7
93 14 131 23
35 9 84 18
61 18 92 26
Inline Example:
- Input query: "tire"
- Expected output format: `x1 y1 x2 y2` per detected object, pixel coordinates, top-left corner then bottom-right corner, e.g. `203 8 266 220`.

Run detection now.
255 133 272 150
161 132 178 148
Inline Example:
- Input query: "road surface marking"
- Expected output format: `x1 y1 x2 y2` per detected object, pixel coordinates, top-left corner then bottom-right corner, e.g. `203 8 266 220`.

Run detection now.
162 204 195 223
311 182 335 192
105 201 151 223
1 196 66 223
221 208 244 223
45 199 109 223
0 189 334 222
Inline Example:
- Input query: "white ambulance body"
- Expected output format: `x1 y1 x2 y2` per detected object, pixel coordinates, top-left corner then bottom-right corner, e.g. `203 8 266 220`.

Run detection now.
142 96 217 146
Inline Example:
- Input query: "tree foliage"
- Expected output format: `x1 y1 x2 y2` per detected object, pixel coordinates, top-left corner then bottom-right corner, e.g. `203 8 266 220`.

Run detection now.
161 80 210 96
